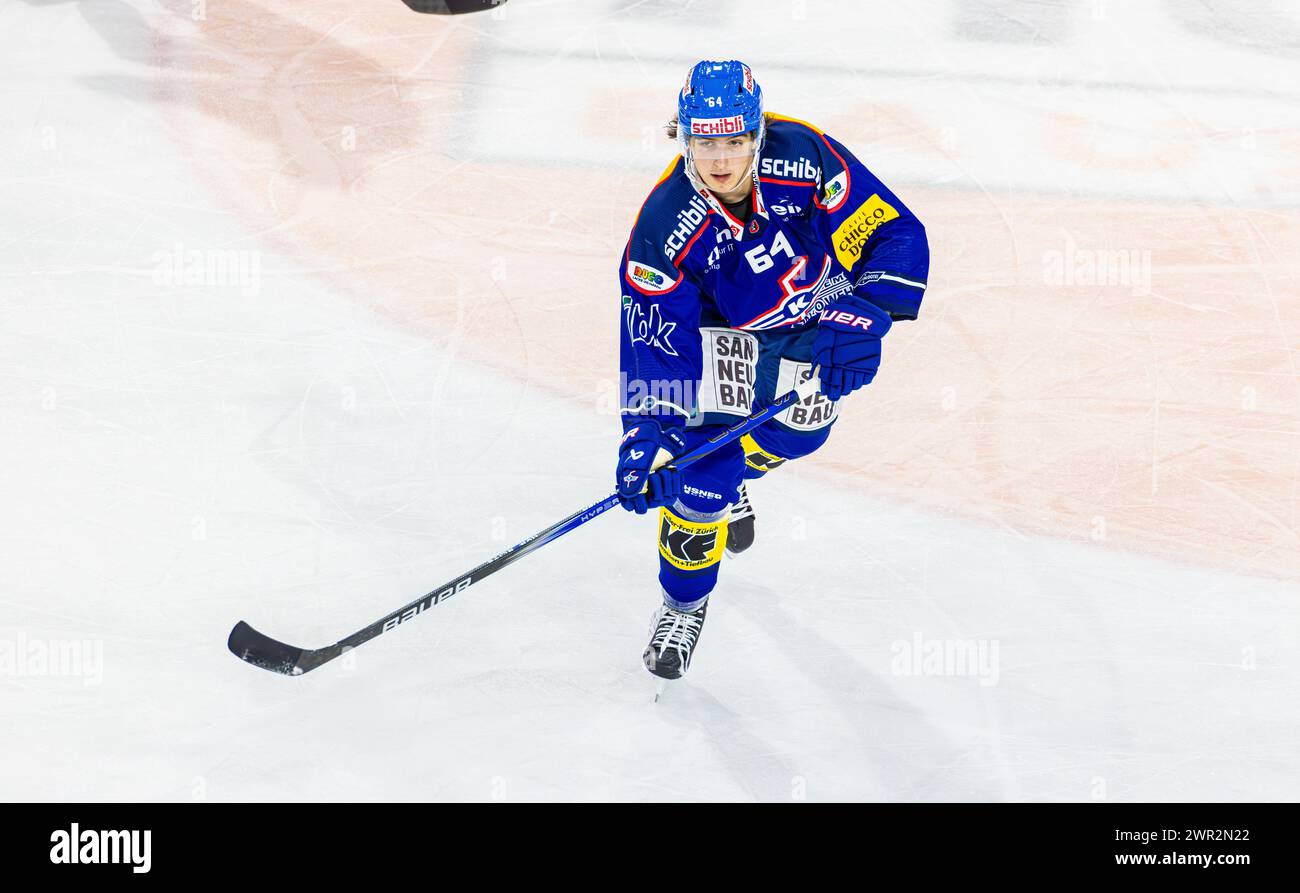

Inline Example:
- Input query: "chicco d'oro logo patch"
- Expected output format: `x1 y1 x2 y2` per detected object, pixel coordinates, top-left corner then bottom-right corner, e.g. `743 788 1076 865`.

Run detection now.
832 193 899 270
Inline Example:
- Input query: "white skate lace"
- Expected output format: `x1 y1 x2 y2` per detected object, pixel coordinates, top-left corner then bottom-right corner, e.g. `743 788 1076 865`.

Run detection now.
730 484 754 523
651 608 704 656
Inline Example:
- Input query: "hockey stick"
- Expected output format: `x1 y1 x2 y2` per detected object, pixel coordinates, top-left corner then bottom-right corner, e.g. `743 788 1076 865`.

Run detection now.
228 372 824 675
399 0 508 14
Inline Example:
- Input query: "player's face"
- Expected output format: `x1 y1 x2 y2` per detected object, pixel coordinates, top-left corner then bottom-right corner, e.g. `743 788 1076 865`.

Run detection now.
689 133 756 198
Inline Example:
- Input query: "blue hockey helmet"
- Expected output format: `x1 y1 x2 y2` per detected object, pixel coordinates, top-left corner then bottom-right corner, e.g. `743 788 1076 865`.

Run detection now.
677 60 764 147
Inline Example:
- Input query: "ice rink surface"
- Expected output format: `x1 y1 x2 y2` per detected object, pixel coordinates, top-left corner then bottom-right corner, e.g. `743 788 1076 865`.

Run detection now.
1 0 1296 801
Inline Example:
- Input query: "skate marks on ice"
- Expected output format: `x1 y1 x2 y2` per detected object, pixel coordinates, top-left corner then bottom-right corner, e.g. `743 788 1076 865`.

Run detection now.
642 680 804 803
721 583 1006 802
744 470 1300 801
629 552 998 801
62 0 464 243
17 0 157 69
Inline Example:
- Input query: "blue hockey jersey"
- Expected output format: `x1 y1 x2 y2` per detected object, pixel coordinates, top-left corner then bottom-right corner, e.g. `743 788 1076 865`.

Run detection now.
619 113 928 422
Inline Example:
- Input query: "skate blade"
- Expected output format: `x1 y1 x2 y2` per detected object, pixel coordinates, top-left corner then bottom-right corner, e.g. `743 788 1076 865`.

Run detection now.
653 679 669 703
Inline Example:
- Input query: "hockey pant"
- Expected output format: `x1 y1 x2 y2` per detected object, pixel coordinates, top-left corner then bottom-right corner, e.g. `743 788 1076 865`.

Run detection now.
657 325 839 610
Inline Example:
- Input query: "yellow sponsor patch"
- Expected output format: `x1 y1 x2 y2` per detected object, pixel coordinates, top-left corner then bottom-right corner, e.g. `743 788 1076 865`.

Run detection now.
658 508 728 571
832 193 899 270
740 433 788 474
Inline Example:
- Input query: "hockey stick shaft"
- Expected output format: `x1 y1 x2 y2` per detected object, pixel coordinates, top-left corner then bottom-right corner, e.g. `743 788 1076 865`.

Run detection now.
228 372 823 675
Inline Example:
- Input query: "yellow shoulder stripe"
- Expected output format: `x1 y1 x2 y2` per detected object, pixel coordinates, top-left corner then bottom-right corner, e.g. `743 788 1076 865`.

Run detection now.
764 112 826 136
654 155 682 187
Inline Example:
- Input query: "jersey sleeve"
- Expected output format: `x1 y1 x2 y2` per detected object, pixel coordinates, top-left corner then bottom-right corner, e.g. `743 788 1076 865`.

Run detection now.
618 213 705 429
811 132 929 321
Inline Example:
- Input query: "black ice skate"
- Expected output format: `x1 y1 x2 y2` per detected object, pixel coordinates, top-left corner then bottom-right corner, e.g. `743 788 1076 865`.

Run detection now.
725 483 755 556
643 602 708 680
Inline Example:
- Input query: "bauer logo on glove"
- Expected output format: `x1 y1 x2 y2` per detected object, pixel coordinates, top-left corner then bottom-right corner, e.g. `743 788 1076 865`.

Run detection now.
810 296 893 401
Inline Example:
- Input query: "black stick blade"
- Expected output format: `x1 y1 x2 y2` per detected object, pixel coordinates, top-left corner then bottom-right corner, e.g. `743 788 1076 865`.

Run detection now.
400 0 507 14
228 621 307 676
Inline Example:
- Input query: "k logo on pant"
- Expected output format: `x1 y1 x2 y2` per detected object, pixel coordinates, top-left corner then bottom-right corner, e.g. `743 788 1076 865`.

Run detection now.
658 509 727 571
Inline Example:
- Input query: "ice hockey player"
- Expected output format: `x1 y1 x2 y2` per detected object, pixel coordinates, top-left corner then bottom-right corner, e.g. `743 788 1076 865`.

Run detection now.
616 60 929 680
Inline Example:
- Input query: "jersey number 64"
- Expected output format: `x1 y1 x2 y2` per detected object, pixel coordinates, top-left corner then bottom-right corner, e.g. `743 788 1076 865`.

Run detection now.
744 230 798 274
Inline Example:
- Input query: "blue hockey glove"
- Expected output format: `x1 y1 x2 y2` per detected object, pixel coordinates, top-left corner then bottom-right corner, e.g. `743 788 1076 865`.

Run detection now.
616 420 686 514
811 297 893 401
